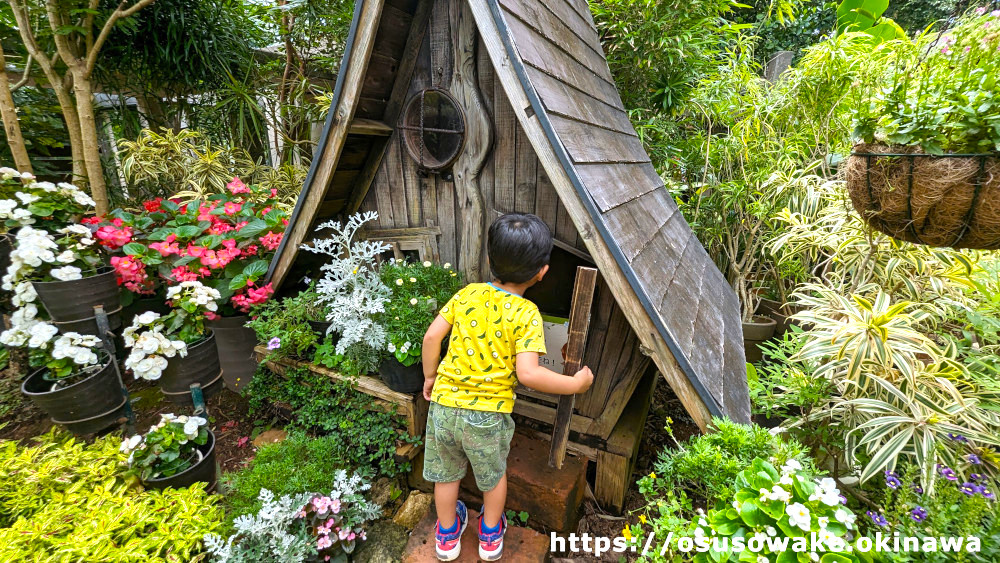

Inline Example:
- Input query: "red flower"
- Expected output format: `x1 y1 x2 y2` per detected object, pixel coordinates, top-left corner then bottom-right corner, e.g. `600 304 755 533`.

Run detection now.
142 198 164 212
227 177 251 195
95 224 133 249
231 282 274 312
259 231 283 251
81 216 102 225
223 201 242 216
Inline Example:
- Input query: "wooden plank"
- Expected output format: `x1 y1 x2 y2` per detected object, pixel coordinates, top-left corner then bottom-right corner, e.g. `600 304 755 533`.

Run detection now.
362 52 400 100
502 15 621 109
576 162 664 213
512 397 592 434
493 76 516 214
524 428 598 461
578 301 628 419
595 370 654 513
721 306 751 422
476 36 497 271
429 0 453 89
385 140 411 228
436 177 458 266
524 66 635 137
354 96 388 120
631 229 697 311
386 0 419 13
346 0 434 216
498 0 612 85
550 266 598 468
469 1 717 430
318 199 348 217
587 354 651 439
554 197 576 247
540 0 601 50
560 0 596 30
533 164 559 231
513 122 537 213
548 114 651 165
339 137 375 170
574 277 613 417
327 169 362 200
373 157 397 227
349 118 394 136
269 0 385 290
372 4 414 59
365 226 442 238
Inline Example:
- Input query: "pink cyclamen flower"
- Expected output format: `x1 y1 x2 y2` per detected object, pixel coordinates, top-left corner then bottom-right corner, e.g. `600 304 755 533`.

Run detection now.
338 528 350 540
227 177 251 195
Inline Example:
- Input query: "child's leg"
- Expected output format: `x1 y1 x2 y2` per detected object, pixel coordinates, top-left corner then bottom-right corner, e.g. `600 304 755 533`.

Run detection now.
481 472 507 528
434 480 462 529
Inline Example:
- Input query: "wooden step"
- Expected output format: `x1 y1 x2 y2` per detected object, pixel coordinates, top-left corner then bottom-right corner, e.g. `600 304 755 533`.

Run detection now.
349 118 393 136
403 506 550 563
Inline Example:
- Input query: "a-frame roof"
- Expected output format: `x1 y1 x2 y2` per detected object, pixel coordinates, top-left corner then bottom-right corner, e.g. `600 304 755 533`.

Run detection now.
266 0 750 428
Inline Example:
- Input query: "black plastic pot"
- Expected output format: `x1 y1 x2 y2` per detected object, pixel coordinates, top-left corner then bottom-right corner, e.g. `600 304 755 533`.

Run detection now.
160 332 223 404
21 359 127 435
379 357 423 393
122 295 171 328
307 319 333 338
142 430 217 492
742 316 777 364
205 315 258 392
33 267 122 335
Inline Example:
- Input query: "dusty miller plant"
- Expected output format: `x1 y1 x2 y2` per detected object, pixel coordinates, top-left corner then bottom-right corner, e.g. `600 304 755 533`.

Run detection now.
303 211 392 356
204 489 316 562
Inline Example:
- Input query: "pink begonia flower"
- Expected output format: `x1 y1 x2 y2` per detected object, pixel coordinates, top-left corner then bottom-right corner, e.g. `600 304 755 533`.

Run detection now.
317 535 332 549
338 528 350 540
223 201 242 216
330 499 342 514
348 532 356 541
259 231 283 250
197 203 218 222
976 6 986 14
95 224 133 249
270 188 278 198
111 255 153 294
227 177 251 195
149 234 180 256
232 283 274 312
171 266 199 282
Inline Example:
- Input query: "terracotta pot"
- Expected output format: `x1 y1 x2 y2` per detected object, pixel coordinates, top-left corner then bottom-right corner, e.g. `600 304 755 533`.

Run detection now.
142 431 217 492
743 315 777 363
379 357 423 393
21 358 126 435
160 332 223 404
33 267 122 335
205 315 258 392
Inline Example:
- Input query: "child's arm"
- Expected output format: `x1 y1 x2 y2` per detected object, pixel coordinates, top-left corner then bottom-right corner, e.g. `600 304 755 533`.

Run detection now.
422 314 451 401
515 352 594 395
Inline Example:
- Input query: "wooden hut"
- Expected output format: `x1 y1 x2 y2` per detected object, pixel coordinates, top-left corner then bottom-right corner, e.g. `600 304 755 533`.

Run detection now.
265 0 750 510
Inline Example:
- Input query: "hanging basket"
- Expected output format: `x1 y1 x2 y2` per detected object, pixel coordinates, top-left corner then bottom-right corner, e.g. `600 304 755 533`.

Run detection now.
845 143 1000 250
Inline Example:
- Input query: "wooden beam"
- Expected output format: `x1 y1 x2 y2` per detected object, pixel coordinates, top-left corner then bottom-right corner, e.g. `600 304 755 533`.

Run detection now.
467 0 714 432
269 0 386 290
345 0 435 216
512 397 593 434
349 118 394 136
549 266 597 468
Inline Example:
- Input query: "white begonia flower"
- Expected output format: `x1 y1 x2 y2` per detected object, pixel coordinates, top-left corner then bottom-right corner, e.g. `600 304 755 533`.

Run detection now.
121 434 142 452
387 342 396 353
409 298 418 305
27 322 58 348
51 266 83 281
72 191 96 206
60 224 92 237
782 459 803 473
835 508 855 529
779 474 794 486
15 192 39 204
135 311 161 326
183 419 200 438
0 167 18 178
758 556 769 563
56 250 76 264
11 208 33 224
786 503 812 532
765 485 791 503
818 516 829 529
812 478 842 507
765 526 777 537
443 262 451 269
0 199 17 216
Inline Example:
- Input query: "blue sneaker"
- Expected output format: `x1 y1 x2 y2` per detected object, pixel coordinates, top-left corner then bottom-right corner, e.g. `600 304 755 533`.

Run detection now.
478 509 507 561
434 500 468 561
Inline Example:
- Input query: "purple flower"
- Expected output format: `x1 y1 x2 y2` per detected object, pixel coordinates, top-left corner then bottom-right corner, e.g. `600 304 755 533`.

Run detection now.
967 454 981 465
960 482 978 496
267 337 281 350
911 506 928 523
948 434 968 443
970 473 983 481
940 466 958 481
983 489 995 500
840 494 848 505
885 472 902 490
867 511 888 527
976 6 987 14
912 483 924 495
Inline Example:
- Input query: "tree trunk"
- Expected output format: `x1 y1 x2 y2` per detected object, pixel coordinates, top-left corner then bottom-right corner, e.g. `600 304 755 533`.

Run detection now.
0 48 32 173
71 71 109 214
49 81 86 184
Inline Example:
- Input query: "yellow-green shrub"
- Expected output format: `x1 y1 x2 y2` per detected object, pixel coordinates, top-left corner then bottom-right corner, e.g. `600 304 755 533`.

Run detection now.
0 430 224 562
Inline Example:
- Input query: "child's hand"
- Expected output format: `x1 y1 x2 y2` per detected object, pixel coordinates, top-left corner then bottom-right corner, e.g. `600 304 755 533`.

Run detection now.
573 366 594 393
422 377 436 401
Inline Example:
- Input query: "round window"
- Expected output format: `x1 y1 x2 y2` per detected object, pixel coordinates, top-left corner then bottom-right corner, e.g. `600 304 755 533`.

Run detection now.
400 88 466 172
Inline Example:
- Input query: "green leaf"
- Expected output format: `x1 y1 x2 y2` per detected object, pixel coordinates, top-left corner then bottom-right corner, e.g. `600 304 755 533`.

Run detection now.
123 242 146 256
242 260 269 278
237 219 269 239
229 273 249 290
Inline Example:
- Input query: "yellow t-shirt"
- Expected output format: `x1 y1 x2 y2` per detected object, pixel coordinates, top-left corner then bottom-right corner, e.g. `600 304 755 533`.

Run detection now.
431 283 546 413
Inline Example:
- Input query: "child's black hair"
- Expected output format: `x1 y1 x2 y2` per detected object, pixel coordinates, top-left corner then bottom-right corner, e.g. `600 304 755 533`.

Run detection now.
487 213 553 284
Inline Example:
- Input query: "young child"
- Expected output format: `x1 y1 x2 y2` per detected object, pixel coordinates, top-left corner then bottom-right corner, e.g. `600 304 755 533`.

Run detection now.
421 212 595 561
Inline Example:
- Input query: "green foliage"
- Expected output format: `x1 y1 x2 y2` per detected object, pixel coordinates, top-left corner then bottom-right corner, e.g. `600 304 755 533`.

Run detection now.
836 0 907 40
0 430 223 562
247 287 325 359
0 87 70 177
868 465 1000 562
641 418 815 506
852 11 1000 153
221 430 355 523
122 413 210 481
377 260 463 366
244 366 415 477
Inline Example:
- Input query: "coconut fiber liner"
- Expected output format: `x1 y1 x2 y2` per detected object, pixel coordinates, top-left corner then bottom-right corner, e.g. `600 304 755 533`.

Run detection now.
845 143 1000 250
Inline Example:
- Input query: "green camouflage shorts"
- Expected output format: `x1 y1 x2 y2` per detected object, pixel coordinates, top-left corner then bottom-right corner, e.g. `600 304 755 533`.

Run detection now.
423 402 515 492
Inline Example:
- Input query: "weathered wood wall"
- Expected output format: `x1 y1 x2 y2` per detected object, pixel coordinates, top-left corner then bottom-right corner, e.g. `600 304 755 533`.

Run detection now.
358 0 644 435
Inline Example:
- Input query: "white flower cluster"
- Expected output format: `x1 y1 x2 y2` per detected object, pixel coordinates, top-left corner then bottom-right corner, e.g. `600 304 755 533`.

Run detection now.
50 332 101 366
305 212 392 355
0 168 95 229
386 341 412 355
123 312 188 380
166 280 221 311
0 302 102 370
120 413 207 464
2 224 97 295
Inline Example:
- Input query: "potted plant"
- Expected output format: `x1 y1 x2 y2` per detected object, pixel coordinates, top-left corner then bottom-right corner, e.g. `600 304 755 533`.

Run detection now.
121 412 217 491
204 470 381 562
2 310 125 434
302 211 391 378
376 259 463 393
123 280 222 404
846 10 1000 250
247 284 333 365
100 177 288 390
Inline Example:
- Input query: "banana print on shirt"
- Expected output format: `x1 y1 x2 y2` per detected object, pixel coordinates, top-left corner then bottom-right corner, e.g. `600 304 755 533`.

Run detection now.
432 283 546 413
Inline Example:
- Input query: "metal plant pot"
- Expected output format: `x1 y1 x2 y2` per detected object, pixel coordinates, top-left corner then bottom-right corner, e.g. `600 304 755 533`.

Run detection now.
33 267 122 334
159 332 223 404
141 430 217 492
21 358 127 435
205 315 258 392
